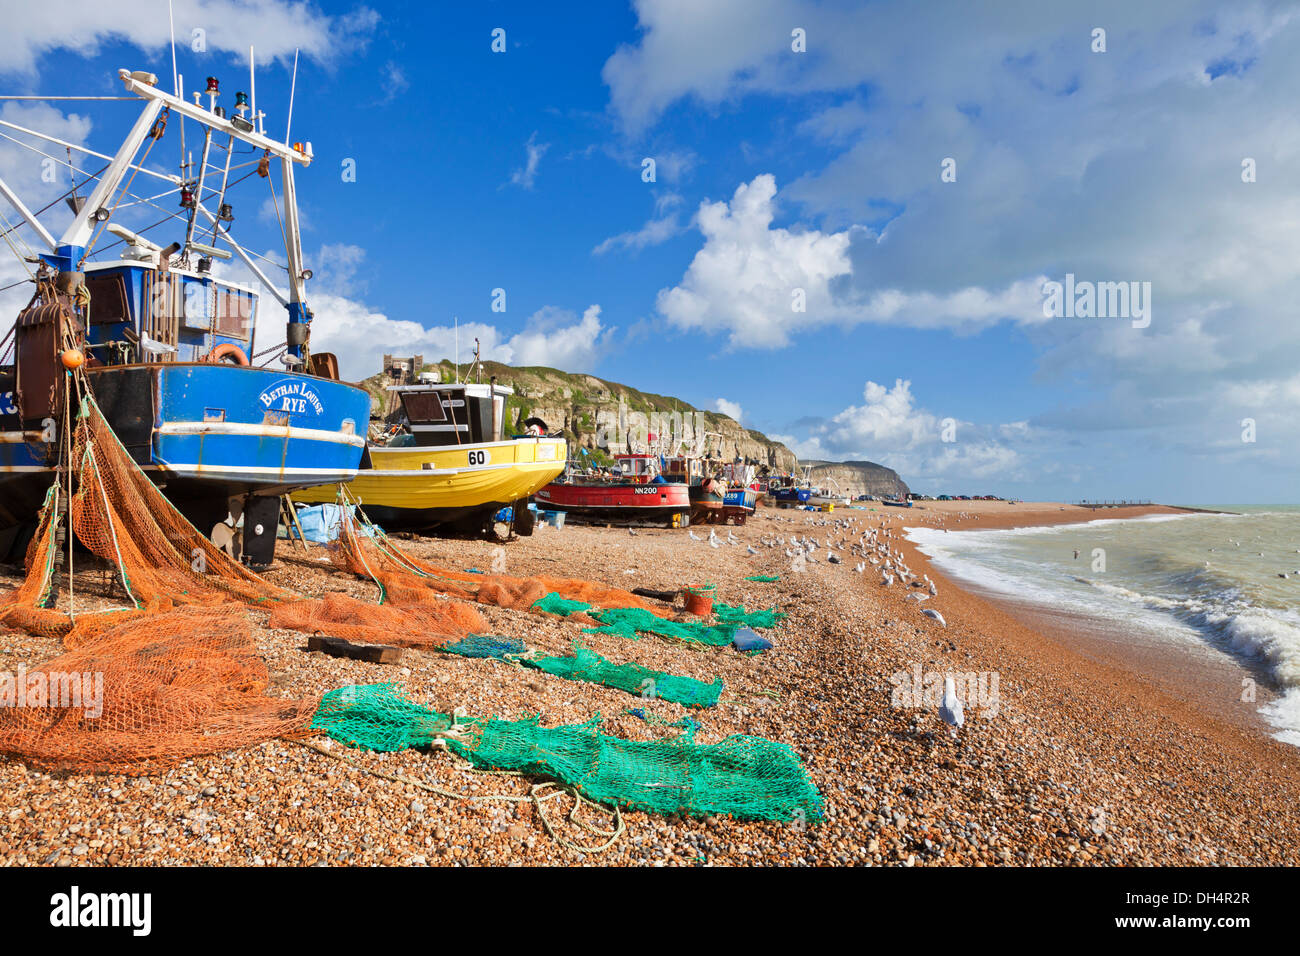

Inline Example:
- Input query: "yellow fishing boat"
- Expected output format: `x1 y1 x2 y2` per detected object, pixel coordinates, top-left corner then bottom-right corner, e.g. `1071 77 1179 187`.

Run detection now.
293 379 565 534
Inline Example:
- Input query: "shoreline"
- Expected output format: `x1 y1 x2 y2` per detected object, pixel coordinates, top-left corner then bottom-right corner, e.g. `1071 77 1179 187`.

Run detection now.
893 501 1286 741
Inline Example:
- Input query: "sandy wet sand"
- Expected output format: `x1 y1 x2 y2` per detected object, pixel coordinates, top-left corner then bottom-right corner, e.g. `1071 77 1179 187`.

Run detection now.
0 500 1297 866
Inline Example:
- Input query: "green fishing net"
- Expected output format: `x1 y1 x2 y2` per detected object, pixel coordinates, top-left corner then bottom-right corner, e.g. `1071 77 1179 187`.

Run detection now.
743 575 780 582
310 685 458 752
581 608 738 646
309 685 821 823
529 644 723 708
532 593 593 617
712 602 786 629
440 635 526 659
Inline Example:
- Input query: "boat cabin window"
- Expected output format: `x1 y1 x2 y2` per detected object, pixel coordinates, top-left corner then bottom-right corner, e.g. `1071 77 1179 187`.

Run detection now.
85 275 129 326
400 391 450 424
215 288 254 339
394 386 507 447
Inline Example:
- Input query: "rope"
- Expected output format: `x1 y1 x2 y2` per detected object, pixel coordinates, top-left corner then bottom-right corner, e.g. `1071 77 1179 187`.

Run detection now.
291 736 626 854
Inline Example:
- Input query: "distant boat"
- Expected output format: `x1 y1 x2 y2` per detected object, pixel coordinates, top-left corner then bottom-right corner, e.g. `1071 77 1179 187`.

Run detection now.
767 465 848 509
535 453 690 527
661 454 727 524
881 498 913 508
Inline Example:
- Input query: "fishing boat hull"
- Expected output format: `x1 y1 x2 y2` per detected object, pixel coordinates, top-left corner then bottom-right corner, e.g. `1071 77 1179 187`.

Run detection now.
769 487 812 507
1 363 370 558
722 487 758 524
534 479 691 527
294 437 567 533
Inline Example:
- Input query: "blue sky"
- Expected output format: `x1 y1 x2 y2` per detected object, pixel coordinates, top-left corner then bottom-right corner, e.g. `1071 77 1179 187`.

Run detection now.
2 0 1299 502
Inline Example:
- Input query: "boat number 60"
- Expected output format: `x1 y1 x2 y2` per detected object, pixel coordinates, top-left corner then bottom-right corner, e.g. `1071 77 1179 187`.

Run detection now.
468 450 490 466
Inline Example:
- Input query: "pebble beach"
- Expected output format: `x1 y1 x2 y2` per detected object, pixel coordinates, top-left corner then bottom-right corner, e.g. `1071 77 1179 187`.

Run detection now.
2 500 1298 867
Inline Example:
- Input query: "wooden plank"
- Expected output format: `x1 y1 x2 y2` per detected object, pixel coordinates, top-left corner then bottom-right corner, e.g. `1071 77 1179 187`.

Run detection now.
307 634 405 664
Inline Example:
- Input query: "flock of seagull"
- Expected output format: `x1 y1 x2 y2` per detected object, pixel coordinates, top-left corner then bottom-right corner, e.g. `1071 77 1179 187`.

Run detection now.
684 509 964 734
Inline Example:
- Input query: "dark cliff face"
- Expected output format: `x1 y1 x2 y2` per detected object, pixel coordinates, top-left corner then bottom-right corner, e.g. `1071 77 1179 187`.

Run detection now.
802 459 911 499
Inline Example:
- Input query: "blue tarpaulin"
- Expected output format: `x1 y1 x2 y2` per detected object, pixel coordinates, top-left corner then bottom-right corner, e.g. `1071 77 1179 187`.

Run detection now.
289 504 379 543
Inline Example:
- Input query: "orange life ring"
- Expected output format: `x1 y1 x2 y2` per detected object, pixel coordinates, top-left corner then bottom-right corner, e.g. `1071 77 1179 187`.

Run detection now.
208 343 250 366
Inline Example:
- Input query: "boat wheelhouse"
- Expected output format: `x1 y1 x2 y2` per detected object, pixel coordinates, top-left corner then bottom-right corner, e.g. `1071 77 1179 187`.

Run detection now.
720 460 759 524
661 455 727 524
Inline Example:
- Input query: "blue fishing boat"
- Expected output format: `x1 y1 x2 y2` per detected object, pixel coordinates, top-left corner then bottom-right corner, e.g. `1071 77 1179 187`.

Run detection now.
0 64 369 564
720 460 759 524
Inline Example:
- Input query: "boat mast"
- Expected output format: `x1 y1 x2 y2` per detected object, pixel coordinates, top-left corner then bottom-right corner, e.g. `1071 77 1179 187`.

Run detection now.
113 68 315 361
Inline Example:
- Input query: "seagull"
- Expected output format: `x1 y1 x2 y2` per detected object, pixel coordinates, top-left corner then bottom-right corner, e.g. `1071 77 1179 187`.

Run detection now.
747 545 758 555
928 581 937 596
939 676 964 736
709 536 720 549
688 530 701 541
854 562 866 573
921 608 947 627
881 573 894 587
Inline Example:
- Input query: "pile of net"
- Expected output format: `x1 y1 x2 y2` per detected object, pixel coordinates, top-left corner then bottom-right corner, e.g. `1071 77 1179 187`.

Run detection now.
743 575 780 583
0 606 318 774
531 593 593 617
438 636 723 707
527 644 723 708
579 608 740 646
326 499 669 618
309 684 821 822
268 592 487 649
0 395 290 641
439 635 526 659
713 603 787 629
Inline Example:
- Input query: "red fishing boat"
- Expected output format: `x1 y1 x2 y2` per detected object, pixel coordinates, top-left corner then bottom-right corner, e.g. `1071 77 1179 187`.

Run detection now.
534 454 691 527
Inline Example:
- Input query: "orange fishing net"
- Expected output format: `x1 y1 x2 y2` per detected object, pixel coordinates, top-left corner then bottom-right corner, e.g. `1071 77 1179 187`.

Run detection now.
328 501 671 618
0 606 317 775
0 487 66 638
268 591 488 648
0 396 290 641
69 397 292 612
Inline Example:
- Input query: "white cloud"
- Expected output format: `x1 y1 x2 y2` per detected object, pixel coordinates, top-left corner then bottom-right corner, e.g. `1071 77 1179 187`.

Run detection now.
379 60 409 103
287 247 609 378
593 192 684 255
777 379 1029 483
656 174 1046 347
0 102 94 248
306 297 612 382
508 305 610 369
713 397 743 422
506 131 549 190
0 0 379 76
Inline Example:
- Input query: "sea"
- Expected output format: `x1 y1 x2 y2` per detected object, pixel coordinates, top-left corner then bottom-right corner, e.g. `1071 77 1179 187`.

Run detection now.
905 506 1300 746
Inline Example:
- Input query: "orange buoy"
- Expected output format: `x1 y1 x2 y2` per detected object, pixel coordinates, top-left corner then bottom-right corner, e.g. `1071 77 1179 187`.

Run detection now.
207 343 250 366
60 348 85 370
